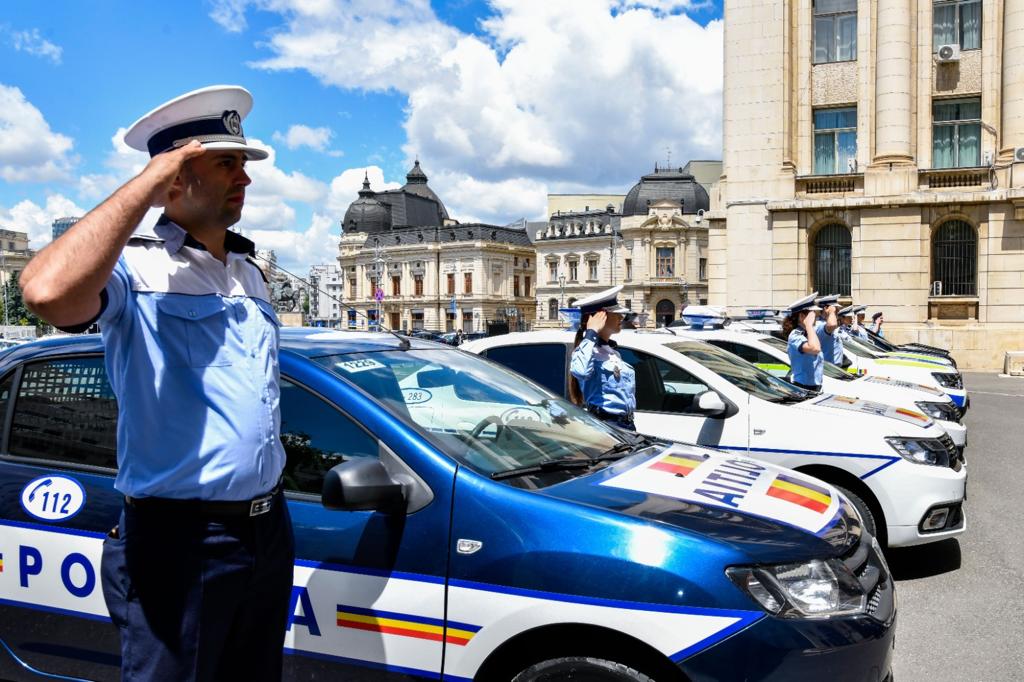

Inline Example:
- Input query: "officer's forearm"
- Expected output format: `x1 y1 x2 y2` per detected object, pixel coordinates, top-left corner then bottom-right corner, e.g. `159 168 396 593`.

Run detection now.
22 174 154 326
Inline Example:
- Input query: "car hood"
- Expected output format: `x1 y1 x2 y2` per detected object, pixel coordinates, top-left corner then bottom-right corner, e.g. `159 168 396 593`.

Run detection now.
544 443 861 563
855 375 949 399
794 393 938 432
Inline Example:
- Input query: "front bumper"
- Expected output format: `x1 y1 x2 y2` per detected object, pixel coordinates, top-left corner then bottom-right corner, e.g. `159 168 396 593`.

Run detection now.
871 459 967 548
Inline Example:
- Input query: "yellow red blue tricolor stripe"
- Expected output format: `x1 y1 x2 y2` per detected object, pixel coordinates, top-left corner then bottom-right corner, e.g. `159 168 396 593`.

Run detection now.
766 474 831 513
649 452 709 477
336 605 480 646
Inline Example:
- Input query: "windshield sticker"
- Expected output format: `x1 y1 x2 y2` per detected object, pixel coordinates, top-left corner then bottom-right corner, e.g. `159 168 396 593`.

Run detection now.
601 448 839 534
814 394 933 426
402 388 433 405
863 376 945 397
335 358 386 374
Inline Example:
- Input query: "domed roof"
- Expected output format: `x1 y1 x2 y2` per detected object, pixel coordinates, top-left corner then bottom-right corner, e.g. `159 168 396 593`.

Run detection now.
343 174 391 233
622 166 710 216
400 160 448 220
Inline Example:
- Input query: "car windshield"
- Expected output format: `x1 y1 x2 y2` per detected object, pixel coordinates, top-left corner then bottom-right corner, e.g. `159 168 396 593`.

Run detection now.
757 336 852 381
844 335 884 359
664 341 812 403
313 349 627 486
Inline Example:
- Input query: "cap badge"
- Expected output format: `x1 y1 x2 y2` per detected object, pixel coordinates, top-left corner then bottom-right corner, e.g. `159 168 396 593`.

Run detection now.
222 109 242 136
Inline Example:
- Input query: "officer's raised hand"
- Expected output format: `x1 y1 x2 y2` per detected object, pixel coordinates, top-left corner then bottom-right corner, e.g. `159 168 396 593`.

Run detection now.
587 310 608 332
145 140 208 207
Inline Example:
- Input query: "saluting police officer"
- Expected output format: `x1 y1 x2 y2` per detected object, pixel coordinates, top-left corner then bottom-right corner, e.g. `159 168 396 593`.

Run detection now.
22 86 292 681
569 286 637 431
783 293 825 392
814 293 844 366
839 304 870 342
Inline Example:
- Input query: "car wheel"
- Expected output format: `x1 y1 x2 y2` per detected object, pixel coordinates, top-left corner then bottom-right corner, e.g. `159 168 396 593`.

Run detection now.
835 484 884 545
511 657 656 682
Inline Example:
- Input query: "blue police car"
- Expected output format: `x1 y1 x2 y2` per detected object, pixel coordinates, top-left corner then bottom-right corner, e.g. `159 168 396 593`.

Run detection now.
0 329 894 681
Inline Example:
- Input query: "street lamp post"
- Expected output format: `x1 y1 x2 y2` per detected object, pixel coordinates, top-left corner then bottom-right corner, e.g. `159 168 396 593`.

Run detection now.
370 240 390 330
558 274 566 308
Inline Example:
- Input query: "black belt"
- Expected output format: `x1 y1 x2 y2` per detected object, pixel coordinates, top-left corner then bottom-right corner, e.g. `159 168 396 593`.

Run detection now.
793 382 822 392
126 481 282 519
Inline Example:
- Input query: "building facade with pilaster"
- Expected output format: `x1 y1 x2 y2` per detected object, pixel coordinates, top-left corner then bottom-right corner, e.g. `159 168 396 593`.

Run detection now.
712 0 1024 368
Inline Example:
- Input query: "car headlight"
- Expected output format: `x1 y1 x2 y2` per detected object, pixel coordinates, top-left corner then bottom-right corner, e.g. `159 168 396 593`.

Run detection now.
915 400 960 422
727 559 866 618
931 372 963 390
885 436 951 467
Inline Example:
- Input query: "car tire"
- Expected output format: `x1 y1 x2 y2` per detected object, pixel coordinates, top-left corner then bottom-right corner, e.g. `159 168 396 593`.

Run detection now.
835 484 884 545
511 657 656 682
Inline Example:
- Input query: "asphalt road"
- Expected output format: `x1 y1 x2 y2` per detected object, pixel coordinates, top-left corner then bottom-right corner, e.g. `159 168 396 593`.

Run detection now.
888 372 1024 681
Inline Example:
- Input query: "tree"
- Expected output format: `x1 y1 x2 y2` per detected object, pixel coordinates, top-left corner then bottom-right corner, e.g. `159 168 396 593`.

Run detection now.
1 271 40 328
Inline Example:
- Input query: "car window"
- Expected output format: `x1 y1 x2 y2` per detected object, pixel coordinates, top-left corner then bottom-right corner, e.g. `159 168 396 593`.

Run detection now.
665 341 811 403
483 343 568 397
617 347 710 414
707 340 790 378
313 350 623 488
8 357 118 469
280 378 378 495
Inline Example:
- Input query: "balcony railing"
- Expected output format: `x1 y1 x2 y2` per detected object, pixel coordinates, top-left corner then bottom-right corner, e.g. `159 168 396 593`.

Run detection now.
796 173 861 196
921 167 990 190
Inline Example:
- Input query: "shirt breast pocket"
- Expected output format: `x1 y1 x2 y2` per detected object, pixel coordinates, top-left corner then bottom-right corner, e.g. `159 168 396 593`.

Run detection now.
156 296 232 368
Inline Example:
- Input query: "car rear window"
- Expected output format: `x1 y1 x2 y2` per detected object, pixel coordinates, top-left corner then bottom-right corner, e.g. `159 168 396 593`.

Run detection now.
483 343 568 397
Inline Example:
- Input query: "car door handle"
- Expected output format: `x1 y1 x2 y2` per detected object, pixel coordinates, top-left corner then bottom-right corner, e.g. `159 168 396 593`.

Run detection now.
753 428 766 436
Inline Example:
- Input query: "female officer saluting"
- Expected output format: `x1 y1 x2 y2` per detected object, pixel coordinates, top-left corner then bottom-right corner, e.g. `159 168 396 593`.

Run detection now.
782 293 824 392
569 285 637 431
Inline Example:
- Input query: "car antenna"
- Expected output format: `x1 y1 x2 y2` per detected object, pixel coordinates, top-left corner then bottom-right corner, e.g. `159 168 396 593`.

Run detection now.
252 254 411 351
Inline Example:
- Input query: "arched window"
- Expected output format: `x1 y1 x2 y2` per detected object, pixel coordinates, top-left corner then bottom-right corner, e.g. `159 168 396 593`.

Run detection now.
812 224 851 296
932 220 977 296
548 298 559 320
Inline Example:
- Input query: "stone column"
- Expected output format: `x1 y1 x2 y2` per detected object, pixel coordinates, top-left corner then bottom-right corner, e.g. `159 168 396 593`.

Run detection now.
1002 1 1024 162
873 0 914 162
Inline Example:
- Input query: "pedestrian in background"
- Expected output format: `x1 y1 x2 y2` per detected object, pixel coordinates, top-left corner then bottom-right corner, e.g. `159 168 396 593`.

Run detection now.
569 285 637 431
21 86 293 681
783 293 824 392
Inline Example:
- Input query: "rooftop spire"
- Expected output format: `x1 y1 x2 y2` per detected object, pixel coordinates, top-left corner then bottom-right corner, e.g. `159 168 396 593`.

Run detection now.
358 171 374 197
406 158 428 184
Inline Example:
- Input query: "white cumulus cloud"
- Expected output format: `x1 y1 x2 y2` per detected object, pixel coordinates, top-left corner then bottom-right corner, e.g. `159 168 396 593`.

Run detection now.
212 0 723 222
272 124 338 154
0 83 76 183
8 27 63 64
0 194 87 249
248 213 340 273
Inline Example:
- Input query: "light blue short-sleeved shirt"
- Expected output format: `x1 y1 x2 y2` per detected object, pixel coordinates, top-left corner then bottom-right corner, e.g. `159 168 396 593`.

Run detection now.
788 328 823 387
570 330 637 416
815 320 844 365
95 217 285 501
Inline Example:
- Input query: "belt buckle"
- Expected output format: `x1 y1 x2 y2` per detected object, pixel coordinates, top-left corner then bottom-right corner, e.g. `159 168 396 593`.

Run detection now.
249 494 273 517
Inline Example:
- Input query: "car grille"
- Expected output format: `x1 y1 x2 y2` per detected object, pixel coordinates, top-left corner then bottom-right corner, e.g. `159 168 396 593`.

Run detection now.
937 433 964 471
841 530 894 624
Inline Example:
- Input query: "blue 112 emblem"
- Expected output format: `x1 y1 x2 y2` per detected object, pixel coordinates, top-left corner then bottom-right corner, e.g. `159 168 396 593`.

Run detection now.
20 475 86 522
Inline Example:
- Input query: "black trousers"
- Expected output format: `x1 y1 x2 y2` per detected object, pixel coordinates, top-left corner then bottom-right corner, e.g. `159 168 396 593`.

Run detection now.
101 491 295 681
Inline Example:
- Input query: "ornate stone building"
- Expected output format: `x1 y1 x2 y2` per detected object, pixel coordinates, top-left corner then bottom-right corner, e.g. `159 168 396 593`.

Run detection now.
534 165 711 328
338 162 536 332
712 0 1024 368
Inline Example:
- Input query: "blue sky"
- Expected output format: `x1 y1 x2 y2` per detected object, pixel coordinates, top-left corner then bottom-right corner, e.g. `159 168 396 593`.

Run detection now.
0 0 723 270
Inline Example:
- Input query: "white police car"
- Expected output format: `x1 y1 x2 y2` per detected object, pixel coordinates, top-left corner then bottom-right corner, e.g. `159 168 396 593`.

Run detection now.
0 330 895 681
664 326 966 450
464 330 967 549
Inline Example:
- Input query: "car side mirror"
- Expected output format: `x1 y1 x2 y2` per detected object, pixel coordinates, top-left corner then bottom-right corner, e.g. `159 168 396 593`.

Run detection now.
694 390 729 418
322 458 406 513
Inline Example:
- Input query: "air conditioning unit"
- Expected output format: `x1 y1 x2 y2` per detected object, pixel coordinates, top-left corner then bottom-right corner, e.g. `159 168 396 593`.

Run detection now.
936 44 961 63
1015 147 1024 163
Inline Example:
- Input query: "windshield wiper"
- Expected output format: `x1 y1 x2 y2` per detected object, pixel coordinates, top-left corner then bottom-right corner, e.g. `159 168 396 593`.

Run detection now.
491 458 595 481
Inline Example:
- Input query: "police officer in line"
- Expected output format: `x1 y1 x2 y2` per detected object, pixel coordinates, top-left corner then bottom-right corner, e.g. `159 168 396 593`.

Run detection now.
22 86 292 680
569 285 638 431
870 311 885 337
783 293 825 391
814 293 844 365
840 304 870 341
